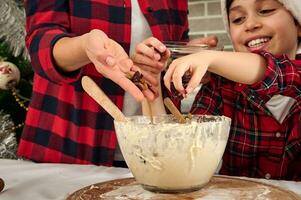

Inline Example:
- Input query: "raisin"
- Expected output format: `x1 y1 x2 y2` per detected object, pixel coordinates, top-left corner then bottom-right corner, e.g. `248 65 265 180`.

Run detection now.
128 71 151 91
170 70 192 100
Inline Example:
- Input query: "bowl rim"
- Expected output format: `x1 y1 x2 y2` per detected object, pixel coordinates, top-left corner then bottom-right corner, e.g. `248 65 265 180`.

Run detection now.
114 114 231 126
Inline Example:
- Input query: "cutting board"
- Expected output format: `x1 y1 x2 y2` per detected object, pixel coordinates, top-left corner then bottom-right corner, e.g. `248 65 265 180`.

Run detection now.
66 176 300 200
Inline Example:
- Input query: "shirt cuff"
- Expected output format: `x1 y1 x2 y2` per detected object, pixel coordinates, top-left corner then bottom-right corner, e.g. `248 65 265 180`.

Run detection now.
32 29 82 84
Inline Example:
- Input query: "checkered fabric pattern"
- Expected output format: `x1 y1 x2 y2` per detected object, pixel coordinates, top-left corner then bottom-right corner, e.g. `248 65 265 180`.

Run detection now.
191 51 301 180
18 0 189 165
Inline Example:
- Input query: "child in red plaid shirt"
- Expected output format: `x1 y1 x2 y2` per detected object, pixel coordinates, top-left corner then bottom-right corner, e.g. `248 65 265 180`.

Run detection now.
133 0 301 180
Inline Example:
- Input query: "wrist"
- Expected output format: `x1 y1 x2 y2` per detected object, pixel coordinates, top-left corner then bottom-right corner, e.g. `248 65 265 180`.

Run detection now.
79 33 90 60
203 50 218 72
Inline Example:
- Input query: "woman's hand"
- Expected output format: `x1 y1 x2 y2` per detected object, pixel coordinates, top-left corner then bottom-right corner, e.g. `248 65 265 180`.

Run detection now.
132 37 169 115
132 37 170 75
188 35 218 47
82 30 158 101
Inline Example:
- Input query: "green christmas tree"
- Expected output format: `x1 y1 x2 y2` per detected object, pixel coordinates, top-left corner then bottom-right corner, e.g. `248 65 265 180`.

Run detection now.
0 0 33 157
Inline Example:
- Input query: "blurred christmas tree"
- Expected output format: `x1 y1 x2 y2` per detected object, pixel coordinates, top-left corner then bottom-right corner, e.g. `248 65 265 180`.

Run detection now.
0 0 33 154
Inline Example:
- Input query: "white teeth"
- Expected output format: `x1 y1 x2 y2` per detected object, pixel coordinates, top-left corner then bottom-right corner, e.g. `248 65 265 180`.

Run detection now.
247 38 270 48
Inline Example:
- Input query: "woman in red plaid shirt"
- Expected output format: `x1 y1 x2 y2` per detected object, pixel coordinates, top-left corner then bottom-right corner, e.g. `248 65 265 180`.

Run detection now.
134 0 301 180
18 1 190 166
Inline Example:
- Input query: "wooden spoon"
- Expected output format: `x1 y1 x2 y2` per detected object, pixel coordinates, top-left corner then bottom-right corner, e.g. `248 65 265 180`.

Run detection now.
81 76 127 122
163 97 186 123
142 100 154 124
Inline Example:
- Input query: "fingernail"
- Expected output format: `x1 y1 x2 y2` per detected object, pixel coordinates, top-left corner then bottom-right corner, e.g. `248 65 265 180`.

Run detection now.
106 56 115 66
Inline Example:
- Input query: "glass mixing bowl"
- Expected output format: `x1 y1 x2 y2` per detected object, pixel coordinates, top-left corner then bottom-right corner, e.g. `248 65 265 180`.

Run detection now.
114 114 231 193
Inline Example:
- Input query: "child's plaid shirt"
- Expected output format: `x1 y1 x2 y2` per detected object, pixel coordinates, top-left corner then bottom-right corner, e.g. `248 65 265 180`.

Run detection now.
192 51 301 180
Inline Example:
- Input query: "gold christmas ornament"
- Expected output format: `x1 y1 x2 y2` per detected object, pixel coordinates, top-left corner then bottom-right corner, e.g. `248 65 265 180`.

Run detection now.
11 87 28 111
0 61 21 90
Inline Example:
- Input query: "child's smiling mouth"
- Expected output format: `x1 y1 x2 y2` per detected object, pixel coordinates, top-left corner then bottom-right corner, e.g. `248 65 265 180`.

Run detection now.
245 37 271 51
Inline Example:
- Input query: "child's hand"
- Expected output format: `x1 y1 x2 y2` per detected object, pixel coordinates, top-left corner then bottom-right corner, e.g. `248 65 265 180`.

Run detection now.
132 37 170 75
83 29 157 101
164 36 219 98
163 52 210 98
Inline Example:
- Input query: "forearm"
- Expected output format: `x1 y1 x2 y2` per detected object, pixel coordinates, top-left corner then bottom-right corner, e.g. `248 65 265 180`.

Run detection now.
207 51 267 84
53 33 90 72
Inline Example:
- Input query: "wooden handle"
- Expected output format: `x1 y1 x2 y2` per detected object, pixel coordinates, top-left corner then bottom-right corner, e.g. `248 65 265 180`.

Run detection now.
163 97 186 124
81 76 127 122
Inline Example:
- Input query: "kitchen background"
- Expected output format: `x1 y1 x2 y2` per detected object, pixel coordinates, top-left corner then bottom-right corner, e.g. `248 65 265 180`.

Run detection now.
189 0 232 50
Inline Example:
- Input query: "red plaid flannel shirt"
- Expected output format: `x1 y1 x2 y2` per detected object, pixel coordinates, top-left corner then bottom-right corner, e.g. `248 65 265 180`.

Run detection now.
18 0 189 165
191 51 301 180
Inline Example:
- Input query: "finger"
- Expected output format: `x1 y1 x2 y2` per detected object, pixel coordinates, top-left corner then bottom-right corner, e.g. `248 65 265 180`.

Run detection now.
139 69 158 86
86 47 115 67
132 54 162 69
148 85 159 98
144 37 167 54
188 35 218 46
112 75 145 102
149 42 170 63
136 43 160 60
95 63 115 78
137 64 162 74
163 60 178 91
186 68 207 94
126 65 158 86
160 49 171 62
172 63 190 94
108 69 156 101
208 35 219 46
142 89 156 101
136 37 167 60
188 35 218 47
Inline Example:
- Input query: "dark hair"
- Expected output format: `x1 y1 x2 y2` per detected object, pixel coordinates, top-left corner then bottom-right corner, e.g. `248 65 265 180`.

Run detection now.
226 0 234 26
226 0 234 15
294 19 301 44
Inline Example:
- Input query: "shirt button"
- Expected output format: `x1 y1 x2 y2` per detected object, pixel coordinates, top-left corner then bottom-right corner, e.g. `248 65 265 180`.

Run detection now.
265 173 271 179
275 132 281 138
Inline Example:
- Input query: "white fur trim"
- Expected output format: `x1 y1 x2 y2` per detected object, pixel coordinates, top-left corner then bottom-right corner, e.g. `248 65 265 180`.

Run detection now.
220 0 301 53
